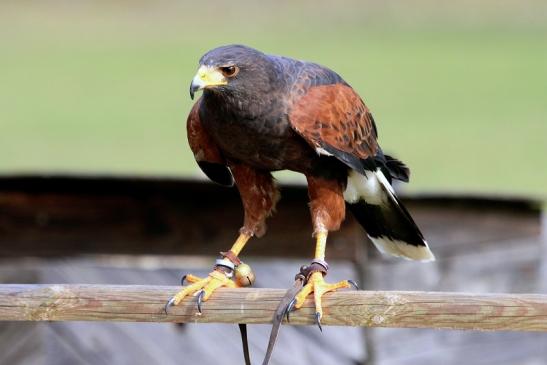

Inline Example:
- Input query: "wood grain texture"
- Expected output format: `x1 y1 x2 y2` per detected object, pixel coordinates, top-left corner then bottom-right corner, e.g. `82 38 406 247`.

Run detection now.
1 285 546 331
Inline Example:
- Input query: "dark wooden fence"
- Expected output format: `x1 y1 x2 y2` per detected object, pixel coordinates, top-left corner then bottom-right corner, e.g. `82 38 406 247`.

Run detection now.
0 175 545 365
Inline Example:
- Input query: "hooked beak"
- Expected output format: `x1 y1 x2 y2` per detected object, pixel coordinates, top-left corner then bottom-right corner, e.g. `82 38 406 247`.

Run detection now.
189 65 227 100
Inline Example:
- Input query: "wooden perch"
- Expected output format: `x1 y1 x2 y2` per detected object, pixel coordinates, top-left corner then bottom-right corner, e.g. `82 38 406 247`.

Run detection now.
1 284 546 331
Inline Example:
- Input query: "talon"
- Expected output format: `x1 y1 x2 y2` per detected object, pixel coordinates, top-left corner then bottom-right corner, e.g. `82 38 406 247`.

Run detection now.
180 274 187 286
285 298 296 323
315 312 323 332
348 279 359 290
168 270 238 314
293 270 349 331
164 297 176 315
196 289 205 314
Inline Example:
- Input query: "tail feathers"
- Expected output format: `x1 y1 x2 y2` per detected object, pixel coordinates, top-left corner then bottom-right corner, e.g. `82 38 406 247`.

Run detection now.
345 170 435 262
383 154 410 183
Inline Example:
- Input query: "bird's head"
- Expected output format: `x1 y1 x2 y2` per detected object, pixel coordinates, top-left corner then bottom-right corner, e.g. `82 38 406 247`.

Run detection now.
189 44 274 100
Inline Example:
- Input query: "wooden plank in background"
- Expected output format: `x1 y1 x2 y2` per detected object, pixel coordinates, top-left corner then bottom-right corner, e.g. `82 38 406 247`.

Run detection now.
0 176 542 260
0 176 359 259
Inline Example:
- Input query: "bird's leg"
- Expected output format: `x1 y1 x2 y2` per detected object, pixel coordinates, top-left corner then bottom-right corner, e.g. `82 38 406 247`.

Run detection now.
165 233 251 313
166 164 278 314
293 231 354 330
290 175 358 329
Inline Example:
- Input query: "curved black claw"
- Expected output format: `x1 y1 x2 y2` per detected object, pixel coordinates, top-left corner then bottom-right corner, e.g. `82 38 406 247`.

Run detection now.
180 275 187 286
348 279 359 290
315 312 323 332
284 298 296 323
196 290 205 314
164 297 176 315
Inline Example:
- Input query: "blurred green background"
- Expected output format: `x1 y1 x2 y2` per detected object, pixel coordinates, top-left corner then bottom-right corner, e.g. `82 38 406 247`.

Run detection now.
1 0 546 196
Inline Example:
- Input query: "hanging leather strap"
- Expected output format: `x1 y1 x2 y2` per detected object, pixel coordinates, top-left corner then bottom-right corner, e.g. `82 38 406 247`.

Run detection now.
238 263 324 365
238 323 252 365
236 275 305 365
261 273 306 365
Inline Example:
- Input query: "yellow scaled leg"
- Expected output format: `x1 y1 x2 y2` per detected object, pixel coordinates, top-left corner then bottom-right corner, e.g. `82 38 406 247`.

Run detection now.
167 271 238 312
165 233 251 314
292 232 355 330
294 272 351 323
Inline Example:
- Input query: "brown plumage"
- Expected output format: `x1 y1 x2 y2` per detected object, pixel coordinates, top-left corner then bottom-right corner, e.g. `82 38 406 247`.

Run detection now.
229 163 279 238
187 99 225 166
290 84 378 161
185 43 433 257
306 175 346 233
169 45 434 334
186 99 234 187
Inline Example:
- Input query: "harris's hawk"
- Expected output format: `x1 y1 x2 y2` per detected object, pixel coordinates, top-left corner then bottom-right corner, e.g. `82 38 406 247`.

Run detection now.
167 44 434 326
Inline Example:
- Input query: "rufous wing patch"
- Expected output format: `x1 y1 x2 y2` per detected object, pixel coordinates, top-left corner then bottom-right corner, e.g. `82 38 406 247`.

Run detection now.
288 84 379 163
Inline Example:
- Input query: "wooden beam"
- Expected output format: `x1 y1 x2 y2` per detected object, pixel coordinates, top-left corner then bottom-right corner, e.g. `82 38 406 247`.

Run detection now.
1 284 547 331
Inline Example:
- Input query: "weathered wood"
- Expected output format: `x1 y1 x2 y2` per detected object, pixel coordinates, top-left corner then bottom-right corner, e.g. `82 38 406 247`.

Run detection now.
1 284 546 331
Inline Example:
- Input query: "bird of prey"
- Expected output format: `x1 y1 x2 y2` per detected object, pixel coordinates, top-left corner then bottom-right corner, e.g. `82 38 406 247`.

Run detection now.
166 44 434 325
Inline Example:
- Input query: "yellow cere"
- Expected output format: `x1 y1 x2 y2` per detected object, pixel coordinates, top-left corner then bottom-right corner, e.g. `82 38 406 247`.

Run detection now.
197 66 227 86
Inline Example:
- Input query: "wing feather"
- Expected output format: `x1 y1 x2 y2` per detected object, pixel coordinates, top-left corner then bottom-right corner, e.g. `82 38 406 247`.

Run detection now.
288 84 379 173
187 99 234 186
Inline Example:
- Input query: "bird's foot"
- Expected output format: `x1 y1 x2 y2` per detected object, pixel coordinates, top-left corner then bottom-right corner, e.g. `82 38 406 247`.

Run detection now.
165 270 237 314
291 261 357 331
165 255 256 314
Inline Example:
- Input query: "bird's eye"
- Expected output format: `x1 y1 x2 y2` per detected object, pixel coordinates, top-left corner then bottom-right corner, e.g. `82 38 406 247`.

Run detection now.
220 66 239 77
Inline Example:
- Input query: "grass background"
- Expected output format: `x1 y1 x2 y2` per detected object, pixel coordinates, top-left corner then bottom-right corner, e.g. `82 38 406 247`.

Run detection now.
1 1 546 196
